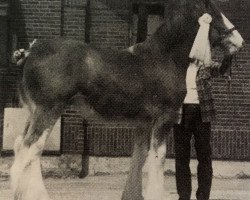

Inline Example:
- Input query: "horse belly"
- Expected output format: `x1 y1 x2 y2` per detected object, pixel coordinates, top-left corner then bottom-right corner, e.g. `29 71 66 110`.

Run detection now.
87 92 144 119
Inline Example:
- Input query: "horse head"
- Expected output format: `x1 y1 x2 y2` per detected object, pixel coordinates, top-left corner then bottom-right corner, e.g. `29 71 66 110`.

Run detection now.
193 0 244 55
151 0 244 65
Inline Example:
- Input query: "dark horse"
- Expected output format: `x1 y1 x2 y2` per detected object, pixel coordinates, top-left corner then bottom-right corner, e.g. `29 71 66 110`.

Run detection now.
11 0 244 200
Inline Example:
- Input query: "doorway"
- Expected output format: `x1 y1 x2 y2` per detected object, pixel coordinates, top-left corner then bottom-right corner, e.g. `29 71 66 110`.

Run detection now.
131 3 165 44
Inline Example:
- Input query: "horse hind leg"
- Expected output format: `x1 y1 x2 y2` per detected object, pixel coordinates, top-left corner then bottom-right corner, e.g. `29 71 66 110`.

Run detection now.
11 131 50 200
11 103 65 200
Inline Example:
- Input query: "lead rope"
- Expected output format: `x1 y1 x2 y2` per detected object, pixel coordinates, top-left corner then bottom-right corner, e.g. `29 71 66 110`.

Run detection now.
205 0 209 9
227 55 239 135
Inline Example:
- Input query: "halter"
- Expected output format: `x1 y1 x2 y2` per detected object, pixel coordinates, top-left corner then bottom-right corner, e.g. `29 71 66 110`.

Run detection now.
213 27 236 46
220 27 236 38
226 55 240 125
205 0 236 41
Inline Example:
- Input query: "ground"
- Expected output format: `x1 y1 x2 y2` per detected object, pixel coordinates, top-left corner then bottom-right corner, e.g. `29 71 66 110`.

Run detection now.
1 174 250 200
1 156 250 199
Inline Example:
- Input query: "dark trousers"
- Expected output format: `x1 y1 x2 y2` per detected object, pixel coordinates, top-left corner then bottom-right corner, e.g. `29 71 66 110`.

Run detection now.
174 104 213 200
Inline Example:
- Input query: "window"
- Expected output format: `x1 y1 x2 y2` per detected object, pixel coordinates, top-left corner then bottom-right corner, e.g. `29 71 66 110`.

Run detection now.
0 16 8 66
131 3 165 44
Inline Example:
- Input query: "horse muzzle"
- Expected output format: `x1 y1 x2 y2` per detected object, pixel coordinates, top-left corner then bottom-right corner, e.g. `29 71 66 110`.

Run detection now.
224 29 245 55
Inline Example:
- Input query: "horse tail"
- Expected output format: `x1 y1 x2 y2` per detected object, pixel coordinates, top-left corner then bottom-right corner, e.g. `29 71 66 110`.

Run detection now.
18 82 27 107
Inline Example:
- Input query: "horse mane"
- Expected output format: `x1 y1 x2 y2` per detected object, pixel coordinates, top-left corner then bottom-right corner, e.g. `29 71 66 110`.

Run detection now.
138 0 194 59
145 0 222 55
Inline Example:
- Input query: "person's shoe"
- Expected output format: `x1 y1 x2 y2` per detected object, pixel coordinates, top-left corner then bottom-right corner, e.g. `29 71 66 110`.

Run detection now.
179 198 190 200
196 192 209 200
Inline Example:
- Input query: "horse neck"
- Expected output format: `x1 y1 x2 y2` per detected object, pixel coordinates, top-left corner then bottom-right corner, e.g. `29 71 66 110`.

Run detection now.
139 30 195 69
141 7 198 65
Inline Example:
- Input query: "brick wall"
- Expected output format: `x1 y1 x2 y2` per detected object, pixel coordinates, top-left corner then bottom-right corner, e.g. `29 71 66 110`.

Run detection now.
63 1 86 40
61 111 84 154
0 0 249 160
90 0 130 49
10 0 61 47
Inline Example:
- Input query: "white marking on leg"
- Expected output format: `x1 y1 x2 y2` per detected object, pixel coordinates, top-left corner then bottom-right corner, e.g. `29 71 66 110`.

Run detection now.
221 13 244 50
145 143 167 200
14 158 50 200
122 129 148 200
11 129 51 200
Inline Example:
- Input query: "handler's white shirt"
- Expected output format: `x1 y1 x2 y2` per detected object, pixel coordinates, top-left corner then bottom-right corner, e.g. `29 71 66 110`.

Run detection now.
184 63 200 104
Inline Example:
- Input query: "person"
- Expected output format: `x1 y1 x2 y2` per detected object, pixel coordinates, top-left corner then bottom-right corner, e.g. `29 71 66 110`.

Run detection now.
173 56 233 200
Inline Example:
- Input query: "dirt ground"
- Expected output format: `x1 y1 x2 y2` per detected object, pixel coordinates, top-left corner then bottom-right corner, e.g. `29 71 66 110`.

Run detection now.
1 174 250 200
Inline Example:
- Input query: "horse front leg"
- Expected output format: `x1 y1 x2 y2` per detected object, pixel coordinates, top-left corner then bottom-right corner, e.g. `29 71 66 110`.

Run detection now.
122 126 150 200
145 113 175 200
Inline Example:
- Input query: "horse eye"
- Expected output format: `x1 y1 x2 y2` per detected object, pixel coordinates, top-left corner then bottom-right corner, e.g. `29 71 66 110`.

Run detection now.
222 29 231 36
221 34 226 39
